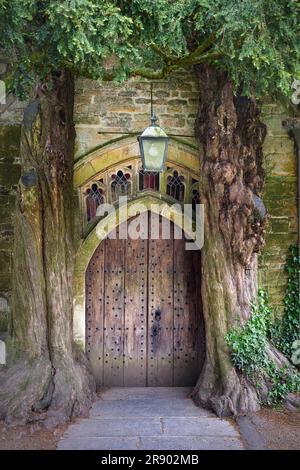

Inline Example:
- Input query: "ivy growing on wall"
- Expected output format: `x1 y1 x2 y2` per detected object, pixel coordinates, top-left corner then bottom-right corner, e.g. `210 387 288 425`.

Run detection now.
226 276 300 405
268 245 300 361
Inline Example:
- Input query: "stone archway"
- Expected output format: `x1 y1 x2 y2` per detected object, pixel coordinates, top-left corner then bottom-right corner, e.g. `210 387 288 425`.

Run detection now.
73 138 203 352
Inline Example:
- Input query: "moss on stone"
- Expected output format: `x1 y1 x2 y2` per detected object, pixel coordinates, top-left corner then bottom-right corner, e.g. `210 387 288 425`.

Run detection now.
0 125 21 162
0 163 21 187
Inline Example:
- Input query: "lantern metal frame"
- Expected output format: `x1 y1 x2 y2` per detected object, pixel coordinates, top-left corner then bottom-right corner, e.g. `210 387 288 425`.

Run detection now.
137 110 169 172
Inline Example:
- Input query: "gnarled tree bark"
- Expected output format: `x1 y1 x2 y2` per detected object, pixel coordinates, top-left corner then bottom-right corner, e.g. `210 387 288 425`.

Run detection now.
0 70 95 426
192 64 269 416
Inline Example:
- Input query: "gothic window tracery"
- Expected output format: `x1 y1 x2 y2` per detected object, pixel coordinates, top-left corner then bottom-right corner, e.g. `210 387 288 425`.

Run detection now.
81 160 199 227
166 169 185 202
139 170 160 191
110 169 132 202
85 182 105 222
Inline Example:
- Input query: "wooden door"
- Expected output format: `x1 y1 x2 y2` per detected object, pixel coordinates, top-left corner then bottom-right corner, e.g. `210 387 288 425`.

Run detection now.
86 213 204 387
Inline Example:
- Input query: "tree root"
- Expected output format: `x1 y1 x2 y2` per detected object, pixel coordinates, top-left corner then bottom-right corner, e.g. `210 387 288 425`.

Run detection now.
192 343 299 418
0 347 96 427
192 363 260 418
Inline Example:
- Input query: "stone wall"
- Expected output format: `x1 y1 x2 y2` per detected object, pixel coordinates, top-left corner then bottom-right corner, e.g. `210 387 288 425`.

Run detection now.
0 99 25 333
74 70 199 159
259 102 298 312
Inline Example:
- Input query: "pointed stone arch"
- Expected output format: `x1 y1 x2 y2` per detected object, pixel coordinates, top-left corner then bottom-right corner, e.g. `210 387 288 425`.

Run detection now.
73 137 203 349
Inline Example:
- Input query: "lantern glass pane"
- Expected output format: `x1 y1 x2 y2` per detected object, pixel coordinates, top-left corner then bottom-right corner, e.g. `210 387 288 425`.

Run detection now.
142 139 167 171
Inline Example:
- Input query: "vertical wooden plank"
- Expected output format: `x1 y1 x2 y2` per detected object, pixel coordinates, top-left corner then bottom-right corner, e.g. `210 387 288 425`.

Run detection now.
192 248 205 374
173 233 201 386
85 244 105 389
147 214 174 386
123 235 148 386
103 225 125 386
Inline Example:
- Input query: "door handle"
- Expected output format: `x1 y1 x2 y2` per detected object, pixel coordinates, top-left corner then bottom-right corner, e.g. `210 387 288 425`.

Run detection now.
154 308 161 321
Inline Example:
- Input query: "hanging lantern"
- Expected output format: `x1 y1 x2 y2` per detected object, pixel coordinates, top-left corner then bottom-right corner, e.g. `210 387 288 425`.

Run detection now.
138 114 169 172
138 83 169 172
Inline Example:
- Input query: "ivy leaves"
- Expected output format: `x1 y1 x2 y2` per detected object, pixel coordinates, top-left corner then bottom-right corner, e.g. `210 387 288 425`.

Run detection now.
226 284 300 406
269 245 300 361
226 290 271 378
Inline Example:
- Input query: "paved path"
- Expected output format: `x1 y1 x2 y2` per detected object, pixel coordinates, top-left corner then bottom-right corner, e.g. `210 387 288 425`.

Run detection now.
58 388 244 450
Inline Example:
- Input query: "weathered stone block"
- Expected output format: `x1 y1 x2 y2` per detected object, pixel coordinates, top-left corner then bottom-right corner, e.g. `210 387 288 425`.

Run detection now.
267 153 296 177
264 198 297 219
0 194 16 222
261 103 287 116
263 116 289 137
180 91 199 100
0 250 11 274
270 217 290 233
0 295 9 333
0 125 21 162
118 90 138 97
0 223 14 249
160 114 186 128
0 274 12 292
264 177 297 198
101 114 132 129
0 163 21 187
0 340 6 364
263 135 294 154
74 114 100 125
265 232 297 249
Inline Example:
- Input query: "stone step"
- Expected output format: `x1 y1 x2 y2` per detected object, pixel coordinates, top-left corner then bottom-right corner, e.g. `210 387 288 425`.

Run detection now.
57 388 245 451
90 398 213 418
58 435 244 451
99 386 193 400
62 416 239 439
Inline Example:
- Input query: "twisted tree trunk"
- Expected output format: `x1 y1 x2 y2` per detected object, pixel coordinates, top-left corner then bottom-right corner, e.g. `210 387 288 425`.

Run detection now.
192 65 269 416
0 70 95 426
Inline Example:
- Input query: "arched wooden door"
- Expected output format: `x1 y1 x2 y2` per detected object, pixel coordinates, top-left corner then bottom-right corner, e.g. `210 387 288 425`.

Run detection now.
85 213 204 388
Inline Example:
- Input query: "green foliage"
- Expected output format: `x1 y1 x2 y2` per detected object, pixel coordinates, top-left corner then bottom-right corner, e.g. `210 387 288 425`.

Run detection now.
206 0 300 98
226 289 300 405
0 0 185 96
129 0 300 99
266 362 300 404
268 245 300 361
0 1 299 100
226 290 271 380
1 0 138 96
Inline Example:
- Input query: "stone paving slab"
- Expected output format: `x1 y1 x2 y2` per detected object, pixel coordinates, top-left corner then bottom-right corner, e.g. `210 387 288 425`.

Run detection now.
99 387 193 400
59 437 139 451
63 417 163 438
58 435 243 451
91 398 213 418
139 436 244 450
163 417 240 437
58 387 244 450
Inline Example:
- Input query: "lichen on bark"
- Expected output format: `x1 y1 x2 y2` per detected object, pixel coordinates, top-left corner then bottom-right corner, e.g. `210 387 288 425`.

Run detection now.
192 64 282 417
0 70 95 426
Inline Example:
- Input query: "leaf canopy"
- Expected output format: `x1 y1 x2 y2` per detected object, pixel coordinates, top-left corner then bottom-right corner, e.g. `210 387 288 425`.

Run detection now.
0 0 299 99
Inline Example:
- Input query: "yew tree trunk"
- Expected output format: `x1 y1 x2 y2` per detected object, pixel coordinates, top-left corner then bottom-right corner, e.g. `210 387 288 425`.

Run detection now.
0 70 95 426
192 65 268 416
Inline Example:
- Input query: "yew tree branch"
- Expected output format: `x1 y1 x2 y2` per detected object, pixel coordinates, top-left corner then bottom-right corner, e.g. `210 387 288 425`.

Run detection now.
131 33 220 80
68 33 221 81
